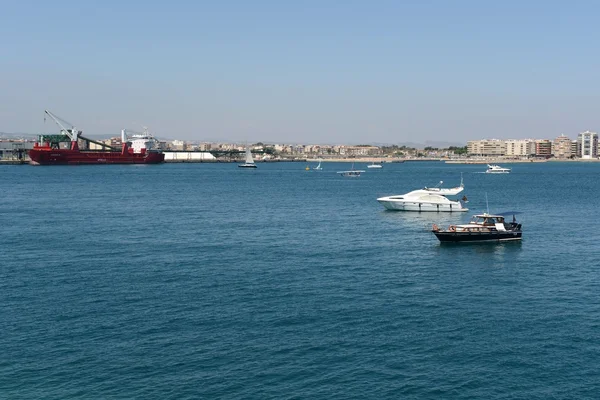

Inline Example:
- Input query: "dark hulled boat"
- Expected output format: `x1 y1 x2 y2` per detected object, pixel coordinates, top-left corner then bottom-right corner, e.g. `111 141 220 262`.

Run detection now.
432 213 522 243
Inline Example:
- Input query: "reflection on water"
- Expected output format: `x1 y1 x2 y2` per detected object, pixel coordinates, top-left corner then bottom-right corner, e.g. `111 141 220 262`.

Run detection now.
435 240 523 268
439 240 523 251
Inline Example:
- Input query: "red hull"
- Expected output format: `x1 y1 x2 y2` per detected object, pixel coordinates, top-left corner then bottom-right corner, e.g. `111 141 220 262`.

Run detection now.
29 146 165 165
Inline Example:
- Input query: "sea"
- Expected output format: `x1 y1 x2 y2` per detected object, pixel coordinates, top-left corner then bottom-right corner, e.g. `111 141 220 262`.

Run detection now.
1 161 599 399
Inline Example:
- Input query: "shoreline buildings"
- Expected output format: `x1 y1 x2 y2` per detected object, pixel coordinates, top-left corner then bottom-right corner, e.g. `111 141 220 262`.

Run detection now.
467 132 599 159
3 130 600 162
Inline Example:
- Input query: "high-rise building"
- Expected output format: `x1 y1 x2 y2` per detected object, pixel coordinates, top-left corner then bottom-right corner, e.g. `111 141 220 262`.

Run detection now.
552 135 573 159
535 139 552 157
577 131 598 159
571 140 578 157
505 139 535 157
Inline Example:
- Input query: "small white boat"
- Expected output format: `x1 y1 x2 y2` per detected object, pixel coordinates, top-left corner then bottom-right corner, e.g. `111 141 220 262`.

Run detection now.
486 164 510 173
238 146 257 168
313 159 323 170
338 163 365 177
377 177 468 212
367 161 382 169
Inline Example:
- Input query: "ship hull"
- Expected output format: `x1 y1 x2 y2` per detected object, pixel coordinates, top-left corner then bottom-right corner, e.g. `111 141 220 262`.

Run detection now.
433 231 522 243
29 148 164 165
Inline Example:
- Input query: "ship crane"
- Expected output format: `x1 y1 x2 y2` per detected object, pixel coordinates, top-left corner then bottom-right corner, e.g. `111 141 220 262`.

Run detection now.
43 110 116 151
44 110 80 142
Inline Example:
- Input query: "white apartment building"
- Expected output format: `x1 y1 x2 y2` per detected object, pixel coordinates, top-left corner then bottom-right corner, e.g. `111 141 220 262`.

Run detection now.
505 139 535 157
577 131 598 159
552 135 573 159
467 139 506 156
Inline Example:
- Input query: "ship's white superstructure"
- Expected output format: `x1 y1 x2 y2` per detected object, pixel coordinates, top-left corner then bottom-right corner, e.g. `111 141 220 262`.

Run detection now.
122 128 160 154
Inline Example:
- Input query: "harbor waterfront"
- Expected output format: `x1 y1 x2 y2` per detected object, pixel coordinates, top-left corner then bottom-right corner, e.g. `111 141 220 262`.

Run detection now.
6 155 600 165
2 162 600 398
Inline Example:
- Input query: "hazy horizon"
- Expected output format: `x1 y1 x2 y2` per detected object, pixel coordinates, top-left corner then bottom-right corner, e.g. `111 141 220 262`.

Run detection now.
2 1 599 143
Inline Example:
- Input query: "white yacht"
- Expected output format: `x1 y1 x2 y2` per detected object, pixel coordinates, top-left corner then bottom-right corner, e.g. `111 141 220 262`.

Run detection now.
367 161 382 169
377 179 468 212
485 164 510 173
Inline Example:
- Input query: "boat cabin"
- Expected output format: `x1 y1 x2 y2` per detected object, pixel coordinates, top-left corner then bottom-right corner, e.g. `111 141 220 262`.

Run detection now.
470 214 505 226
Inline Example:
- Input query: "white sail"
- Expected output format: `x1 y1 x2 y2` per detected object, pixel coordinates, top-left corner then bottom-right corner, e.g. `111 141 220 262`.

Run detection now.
245 147 254 164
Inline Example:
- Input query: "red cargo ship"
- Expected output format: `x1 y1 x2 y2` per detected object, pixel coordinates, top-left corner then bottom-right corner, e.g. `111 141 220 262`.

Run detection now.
30 141 165 165
29 110 165 165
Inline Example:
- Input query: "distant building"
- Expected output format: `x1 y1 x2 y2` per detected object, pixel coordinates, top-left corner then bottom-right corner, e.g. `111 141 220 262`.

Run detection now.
198 142 212 151
170 140 186 151
467 139 506 156
552 135 573 159
338 146 382 157
535 139 552 157
109 137 122 148
577 131 598 159
505 139 535 157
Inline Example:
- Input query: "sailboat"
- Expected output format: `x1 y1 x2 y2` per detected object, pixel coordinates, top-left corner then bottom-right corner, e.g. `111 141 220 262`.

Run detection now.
337 162 365 177
367 161 382 169
313 159 323 170
238 146 257 168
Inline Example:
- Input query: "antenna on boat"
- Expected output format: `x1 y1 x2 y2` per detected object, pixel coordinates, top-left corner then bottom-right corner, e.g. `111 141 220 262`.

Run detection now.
460 172 464 188
485 192 490 215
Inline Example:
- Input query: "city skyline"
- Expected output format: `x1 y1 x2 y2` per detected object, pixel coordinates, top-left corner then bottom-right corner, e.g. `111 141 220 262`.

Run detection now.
2 1 600 143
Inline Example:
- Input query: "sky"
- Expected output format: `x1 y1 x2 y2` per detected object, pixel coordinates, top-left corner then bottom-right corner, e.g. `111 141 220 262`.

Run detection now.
2 0 600 144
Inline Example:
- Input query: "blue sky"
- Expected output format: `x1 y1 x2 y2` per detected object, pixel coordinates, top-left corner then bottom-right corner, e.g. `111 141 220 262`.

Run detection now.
2 0 599 144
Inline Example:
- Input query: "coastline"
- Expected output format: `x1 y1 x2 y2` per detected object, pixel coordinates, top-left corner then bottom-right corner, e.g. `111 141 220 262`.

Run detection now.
4 156 600 165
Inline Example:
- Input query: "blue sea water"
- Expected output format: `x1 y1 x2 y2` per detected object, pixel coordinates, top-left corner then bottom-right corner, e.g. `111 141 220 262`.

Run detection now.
1 161 600 399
